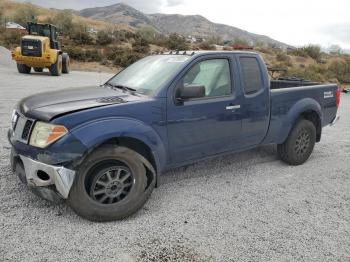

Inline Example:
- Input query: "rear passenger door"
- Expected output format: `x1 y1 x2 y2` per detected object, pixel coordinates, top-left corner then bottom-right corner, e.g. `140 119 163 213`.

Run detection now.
237 55 270 147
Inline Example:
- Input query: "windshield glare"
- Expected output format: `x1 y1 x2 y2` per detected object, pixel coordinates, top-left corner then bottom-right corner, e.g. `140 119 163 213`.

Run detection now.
107 55 190 95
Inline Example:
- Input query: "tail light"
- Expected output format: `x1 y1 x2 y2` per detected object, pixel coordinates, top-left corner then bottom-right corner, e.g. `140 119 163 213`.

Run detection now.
336 88 341 108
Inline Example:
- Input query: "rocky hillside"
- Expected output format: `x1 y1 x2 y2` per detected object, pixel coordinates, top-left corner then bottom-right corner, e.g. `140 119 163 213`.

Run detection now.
149 13 287 47
79 3 288 47
79 3 152 28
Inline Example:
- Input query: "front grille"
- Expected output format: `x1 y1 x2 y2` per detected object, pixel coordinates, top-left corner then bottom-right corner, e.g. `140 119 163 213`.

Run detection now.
21 120 33 140
13 114 34 143
21 39 42 57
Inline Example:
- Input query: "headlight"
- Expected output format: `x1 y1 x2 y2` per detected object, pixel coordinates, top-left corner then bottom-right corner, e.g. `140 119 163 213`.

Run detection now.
29 121 68 148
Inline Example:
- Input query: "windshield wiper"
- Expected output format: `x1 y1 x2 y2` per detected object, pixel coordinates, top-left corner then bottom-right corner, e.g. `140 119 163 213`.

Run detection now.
105 83 136 92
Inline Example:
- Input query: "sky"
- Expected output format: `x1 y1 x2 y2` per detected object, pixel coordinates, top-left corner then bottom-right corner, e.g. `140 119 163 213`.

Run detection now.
16 0 350 49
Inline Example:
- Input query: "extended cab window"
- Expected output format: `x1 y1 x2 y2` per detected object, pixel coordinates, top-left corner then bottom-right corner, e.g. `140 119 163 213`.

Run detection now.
240 57 263 95
182 59 231 98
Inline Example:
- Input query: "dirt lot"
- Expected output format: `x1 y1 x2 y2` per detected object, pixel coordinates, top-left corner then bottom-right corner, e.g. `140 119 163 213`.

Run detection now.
0 62 349 261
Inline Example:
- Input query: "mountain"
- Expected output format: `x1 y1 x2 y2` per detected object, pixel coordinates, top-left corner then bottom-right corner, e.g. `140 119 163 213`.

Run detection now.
149 14 287 47
79 3 152 28
79 3 288 47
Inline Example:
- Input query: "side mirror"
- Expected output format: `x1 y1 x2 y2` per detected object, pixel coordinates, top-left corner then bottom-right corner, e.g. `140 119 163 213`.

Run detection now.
177 84 205 101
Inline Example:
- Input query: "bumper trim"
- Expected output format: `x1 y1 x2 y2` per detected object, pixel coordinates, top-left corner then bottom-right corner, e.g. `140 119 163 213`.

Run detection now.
330 115 340 126
19 155 75 199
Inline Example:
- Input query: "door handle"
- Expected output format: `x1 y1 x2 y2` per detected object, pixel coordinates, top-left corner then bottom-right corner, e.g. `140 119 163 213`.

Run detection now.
226 105 241 110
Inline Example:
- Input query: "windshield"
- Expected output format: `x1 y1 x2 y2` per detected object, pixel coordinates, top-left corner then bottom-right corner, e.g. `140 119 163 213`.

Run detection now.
107 55 190 95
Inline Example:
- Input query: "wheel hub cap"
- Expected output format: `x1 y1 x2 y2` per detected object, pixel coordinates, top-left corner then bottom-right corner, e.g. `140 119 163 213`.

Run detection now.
90 166 133 204
295 131 310 155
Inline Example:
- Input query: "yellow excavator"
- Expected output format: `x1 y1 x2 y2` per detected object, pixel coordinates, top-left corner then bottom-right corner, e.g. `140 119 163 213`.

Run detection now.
12 22 70 76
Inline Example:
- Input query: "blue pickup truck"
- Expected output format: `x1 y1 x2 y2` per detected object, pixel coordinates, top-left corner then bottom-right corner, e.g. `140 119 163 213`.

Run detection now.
8 51 340 221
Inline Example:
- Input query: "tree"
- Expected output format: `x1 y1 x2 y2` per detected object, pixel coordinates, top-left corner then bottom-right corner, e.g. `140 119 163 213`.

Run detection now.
136 26 157 42
54 10 73 35
328 45 342 55
166 33 188 50
12 3 38 26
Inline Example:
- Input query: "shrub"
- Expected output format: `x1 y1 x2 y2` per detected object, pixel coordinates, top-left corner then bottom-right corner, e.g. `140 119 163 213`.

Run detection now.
287 64 326 82
113 48 144 67
85 49 102 62
327 60 350 83
198 41 216 50
289 45 322 61
276 52 292 66
132 36 150 53
303 45 322 61
136 26 157 42
63 46 102 62
2 30 22 47
96 30 113 45
70 30 94 45
166 33 189 50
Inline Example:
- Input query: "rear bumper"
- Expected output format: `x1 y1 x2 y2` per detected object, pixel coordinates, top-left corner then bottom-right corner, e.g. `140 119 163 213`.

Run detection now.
330 115 340 126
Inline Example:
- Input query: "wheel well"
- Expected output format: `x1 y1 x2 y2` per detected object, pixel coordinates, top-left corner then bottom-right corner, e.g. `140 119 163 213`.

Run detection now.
300 110 322 142
98 137 157 175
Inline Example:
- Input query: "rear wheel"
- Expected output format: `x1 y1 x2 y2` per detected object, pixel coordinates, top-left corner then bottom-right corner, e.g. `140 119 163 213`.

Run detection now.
68 145 155 221
17 63 31 74
33 67 43 72
277 119 316 165
62 53 70 74
49 54 62 76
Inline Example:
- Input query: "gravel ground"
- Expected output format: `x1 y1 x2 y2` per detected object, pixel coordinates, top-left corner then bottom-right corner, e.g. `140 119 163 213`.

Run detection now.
0 61 349 262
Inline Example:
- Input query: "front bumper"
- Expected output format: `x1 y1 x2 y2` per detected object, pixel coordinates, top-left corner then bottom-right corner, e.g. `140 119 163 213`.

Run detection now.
17 154 76 199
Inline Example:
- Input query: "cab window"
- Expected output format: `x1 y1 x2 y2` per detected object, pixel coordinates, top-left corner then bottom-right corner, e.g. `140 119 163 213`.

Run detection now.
182 59 232 98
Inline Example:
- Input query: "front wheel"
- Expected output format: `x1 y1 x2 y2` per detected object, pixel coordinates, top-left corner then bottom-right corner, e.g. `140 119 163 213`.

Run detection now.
277 119 316 165
68 145 155 221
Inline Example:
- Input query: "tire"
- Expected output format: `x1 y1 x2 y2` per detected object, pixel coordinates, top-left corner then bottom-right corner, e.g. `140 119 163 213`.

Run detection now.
49 54 62 76
277 119 316 165
68 145 155 221
17 63 31 74
62 53 70 74
33 67 43 72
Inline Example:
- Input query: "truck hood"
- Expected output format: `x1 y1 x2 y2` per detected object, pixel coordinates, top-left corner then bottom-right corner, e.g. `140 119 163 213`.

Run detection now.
18 86 142 121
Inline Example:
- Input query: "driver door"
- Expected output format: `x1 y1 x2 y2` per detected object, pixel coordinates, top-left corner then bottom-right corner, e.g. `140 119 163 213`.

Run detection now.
167 57 243 164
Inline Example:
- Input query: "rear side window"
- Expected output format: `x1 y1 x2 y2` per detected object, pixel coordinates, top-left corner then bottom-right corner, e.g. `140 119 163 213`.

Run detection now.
239 57 263 95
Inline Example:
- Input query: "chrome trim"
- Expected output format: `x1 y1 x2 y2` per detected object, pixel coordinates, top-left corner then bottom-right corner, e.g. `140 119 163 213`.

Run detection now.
330 115 340 126
19 155 75 199
12 112 35 144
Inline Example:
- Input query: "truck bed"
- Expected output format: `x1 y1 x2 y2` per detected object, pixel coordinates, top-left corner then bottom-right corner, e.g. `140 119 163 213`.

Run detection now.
263 83 338 144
